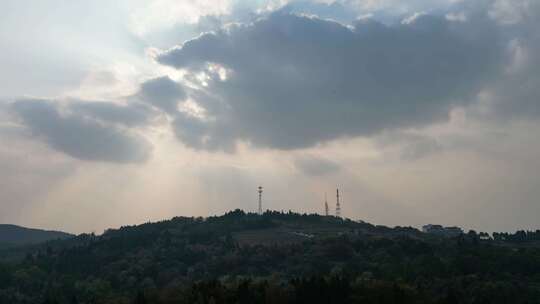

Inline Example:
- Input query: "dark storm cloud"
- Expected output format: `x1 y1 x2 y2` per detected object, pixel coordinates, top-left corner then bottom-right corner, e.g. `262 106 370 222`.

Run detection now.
158 11 503 151
294 155 341 176
136 76 187 113
12 99 151 163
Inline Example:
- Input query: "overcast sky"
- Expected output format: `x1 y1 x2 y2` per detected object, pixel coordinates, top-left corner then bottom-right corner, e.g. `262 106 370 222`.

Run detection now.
1 0 539 234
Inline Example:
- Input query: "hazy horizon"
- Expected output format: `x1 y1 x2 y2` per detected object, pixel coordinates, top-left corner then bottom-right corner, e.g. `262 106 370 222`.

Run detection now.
1 0 540 235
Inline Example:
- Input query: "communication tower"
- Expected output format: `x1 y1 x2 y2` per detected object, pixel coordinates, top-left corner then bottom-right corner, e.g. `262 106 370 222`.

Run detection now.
258 186 263 215
336 188 341 218
324 193 329 216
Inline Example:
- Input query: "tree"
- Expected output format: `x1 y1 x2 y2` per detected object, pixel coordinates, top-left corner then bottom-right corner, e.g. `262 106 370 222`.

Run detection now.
133 290 147 304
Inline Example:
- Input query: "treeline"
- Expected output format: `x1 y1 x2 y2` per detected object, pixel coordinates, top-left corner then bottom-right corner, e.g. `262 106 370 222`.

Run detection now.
12 273 540 304
493 230 540 242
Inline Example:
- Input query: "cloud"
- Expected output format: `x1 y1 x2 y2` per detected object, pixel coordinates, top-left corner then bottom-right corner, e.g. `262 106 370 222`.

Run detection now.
478 0 540 120
282 0 358 24
488 0 534 25
376 131 443 161
128 0 232 36
294 155 341 176
136 76 187 113
70 101 154 127
158 10 502 151
12 99 151 163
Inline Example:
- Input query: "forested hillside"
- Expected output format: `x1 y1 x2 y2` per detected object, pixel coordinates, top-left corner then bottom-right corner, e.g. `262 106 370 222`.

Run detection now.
0 224 73 248
0 210 539 304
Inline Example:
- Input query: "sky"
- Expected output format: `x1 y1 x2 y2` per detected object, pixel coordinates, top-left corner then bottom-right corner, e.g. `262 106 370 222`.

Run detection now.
1 0 539 234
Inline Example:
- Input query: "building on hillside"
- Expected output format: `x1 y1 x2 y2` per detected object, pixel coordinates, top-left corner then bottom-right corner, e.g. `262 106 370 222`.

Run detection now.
422 224 463 237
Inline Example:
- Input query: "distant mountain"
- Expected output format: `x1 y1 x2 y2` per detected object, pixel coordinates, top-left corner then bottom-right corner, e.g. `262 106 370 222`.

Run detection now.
0 224 73 247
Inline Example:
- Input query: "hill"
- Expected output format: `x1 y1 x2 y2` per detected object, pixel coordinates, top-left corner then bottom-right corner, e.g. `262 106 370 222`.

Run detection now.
0 224 73 248
0 210 539 304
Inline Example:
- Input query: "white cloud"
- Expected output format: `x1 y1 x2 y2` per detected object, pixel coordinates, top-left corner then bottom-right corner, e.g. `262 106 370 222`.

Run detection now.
401 11 427 24
128 0 233 36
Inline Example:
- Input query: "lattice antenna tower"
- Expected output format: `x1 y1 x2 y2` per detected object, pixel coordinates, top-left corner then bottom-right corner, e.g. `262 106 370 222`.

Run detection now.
336 188 341 218
258 186 263 215
324 192 329 216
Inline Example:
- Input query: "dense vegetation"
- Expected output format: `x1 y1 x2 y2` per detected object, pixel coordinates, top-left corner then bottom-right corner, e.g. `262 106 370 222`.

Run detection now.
1 210 540 303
